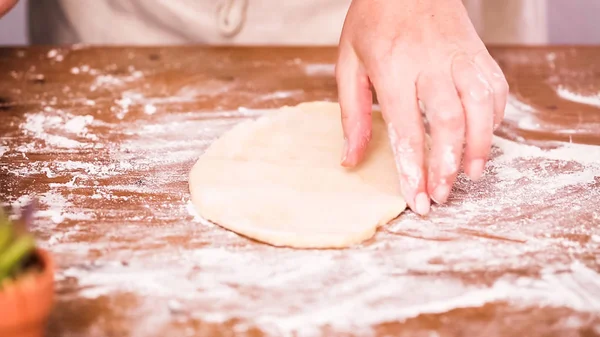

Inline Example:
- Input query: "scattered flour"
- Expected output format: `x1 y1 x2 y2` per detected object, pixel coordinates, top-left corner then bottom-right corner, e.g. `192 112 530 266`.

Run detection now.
503 94 600 138
60 109 600 335
556 86 600 108
253 90 304 102
64 115 98 140
7 192 93 227
17 108 100 151
113 92 139 119
89 66 144 91
4 94 600 336
304 63 336 76
503 96 541 131
46 48 66 62
144 103 157 115
111 88 211 119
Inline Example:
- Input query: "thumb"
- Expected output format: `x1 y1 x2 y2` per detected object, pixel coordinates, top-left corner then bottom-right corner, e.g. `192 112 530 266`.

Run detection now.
336 47 373 167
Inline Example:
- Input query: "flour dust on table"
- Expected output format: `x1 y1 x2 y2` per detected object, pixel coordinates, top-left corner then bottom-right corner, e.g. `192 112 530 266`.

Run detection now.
2 46 600 336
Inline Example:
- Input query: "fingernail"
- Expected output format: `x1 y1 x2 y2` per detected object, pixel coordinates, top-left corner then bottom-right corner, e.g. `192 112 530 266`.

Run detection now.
341 138 348 164
431 184 451 204
414 192 430 215
468 159 486 181
493 122 500 131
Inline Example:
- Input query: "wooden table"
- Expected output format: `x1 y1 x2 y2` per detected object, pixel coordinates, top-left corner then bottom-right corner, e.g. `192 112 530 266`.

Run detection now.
0 46 599 337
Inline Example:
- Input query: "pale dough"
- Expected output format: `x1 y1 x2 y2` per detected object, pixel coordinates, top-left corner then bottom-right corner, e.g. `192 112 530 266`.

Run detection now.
189 101 406 248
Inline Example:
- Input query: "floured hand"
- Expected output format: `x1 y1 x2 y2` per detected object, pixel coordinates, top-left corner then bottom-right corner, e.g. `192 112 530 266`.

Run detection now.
336 0 509 215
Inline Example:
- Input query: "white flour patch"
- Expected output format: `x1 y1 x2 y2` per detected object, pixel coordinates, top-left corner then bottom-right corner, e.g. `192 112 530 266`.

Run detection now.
113 92 138 119
502 95 599 137
70 64 95 75
254 90 304 102
64 115 98 140
52 160 134 178
493 136 600 165
91 75 127 90
35 192 72 225
304 63 335 76
17 108 101 152
503 96 541 131
111 88 210 119
89 66 144 92
9 192 91 227
0 145 7 157
46 48 67 62
556 86 600 108
143 103 157 115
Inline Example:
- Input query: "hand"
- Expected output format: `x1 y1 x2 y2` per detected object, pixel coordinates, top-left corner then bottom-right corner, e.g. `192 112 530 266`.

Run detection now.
336 0 508 215
0 0 17 18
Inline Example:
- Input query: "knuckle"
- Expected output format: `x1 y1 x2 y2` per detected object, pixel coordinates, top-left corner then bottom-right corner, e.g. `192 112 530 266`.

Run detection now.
492 77 509 96
469 83 493 102
433 110 464 131
424 95 465 131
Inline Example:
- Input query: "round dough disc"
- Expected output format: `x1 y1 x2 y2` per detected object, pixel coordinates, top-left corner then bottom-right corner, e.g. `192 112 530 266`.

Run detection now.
189 101 406 248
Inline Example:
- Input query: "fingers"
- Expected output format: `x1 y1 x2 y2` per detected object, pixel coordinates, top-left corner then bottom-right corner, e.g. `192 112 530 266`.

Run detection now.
417 74 465 204
473 52 509 130
373 75 430 216
452 54 494 181
336 48 373 167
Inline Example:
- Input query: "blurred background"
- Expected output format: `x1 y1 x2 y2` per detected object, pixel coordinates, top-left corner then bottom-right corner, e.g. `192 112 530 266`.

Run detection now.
1 0 599 45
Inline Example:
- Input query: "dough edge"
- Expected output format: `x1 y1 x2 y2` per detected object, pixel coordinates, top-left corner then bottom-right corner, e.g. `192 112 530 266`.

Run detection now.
188 101 407 249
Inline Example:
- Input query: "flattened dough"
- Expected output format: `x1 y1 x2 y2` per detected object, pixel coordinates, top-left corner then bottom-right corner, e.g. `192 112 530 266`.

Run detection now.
189 101 406 248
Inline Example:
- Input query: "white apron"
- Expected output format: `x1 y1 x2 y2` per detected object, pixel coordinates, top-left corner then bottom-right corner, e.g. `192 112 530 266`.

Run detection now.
28 0 548 45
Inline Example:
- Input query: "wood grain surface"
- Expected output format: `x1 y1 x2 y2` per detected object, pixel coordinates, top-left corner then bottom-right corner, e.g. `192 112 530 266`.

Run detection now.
0 46 599 337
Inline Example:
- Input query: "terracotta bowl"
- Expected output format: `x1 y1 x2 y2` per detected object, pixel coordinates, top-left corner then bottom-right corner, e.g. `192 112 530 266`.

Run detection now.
0 249 55 337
